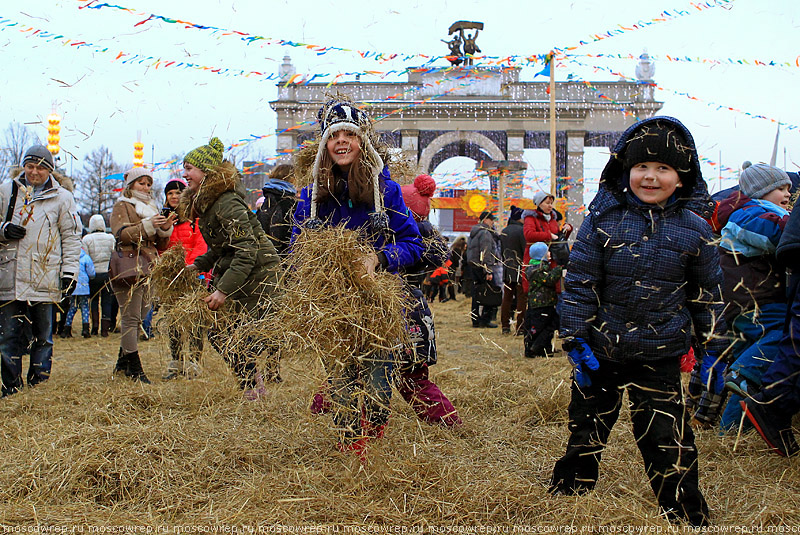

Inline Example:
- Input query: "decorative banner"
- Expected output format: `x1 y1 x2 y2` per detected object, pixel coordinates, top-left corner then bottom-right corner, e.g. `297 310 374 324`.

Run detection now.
565 57 800 132
0 14 548 89
75 0 550 69
75 0 736 72
555 0 736 53
570 52 800 70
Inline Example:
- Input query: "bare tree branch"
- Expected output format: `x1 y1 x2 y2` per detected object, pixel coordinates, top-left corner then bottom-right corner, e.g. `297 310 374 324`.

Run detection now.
74 146 123 220
0 123 40 181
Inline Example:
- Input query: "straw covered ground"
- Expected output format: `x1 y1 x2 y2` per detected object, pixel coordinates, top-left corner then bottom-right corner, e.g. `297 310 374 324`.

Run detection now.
1 297 799 529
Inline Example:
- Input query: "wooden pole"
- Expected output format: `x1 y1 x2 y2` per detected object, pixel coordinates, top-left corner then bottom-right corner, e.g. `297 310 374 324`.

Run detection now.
498 169 506 228
549 51 557 197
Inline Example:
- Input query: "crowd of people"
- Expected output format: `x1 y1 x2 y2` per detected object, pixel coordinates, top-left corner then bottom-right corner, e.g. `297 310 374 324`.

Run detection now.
0 107 798 527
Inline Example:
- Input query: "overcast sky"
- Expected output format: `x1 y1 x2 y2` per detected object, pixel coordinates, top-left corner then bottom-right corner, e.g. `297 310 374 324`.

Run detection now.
1 0 798 197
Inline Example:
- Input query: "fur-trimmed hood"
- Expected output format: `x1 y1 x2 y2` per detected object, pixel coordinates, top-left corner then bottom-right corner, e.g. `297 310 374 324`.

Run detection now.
178 161 242 219
10 166 75 192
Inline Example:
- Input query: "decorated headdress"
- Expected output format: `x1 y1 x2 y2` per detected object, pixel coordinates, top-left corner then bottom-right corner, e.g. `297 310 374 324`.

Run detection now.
306 98 389 233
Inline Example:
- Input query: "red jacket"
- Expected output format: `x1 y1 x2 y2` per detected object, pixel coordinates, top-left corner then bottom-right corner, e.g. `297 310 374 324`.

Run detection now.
165 218 207 265
521 209 569 293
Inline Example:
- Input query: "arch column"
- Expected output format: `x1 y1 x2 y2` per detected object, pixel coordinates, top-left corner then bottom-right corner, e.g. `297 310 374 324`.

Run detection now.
566 130 586 230
400 130 419 167
507 130 524 161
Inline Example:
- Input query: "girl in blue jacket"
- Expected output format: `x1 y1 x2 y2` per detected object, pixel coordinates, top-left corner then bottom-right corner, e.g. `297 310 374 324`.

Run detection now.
292 98 423 458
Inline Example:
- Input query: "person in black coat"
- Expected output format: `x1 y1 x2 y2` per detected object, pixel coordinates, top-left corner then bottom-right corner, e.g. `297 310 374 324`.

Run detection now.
499 205 526 335
257 164 297 257
466 211 500 328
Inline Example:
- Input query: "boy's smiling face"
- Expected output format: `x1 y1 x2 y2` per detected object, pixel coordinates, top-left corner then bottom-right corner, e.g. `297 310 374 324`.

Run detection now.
628 161 683 206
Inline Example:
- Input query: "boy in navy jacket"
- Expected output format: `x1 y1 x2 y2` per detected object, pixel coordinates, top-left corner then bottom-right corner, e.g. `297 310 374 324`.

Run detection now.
549 117 727 527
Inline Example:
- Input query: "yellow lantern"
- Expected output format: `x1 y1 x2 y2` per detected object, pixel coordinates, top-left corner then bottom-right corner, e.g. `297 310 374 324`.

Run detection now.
133 141 144 168
47 113 60 155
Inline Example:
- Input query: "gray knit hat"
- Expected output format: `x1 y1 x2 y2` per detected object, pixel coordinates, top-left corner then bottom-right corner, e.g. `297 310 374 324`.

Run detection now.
22 145 55 172
739 163 791 199
533 190 554 207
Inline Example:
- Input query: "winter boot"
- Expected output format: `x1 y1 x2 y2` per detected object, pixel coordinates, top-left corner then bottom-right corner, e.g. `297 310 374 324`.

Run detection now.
91 309 99 336
126 351 151 384
100 319 111 338
82 323 91 338
60 325 73 339
113 348 130 378
162 360 183 381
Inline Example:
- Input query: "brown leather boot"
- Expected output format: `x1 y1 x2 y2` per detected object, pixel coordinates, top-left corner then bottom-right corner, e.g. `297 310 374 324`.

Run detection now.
101 319 111 338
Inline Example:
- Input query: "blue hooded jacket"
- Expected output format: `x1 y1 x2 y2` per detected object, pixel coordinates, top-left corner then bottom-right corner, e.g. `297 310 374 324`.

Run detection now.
560 116 727 362
75 248 96 296
292 167 423 273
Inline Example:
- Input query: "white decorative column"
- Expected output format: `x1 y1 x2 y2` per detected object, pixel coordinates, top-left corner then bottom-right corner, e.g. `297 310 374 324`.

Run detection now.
401 130 419 168
507 130 525 161
566 131 586 230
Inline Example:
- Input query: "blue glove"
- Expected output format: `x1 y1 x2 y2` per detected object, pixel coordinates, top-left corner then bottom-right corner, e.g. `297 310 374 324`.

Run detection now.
699 350 726 396
567 338 600 388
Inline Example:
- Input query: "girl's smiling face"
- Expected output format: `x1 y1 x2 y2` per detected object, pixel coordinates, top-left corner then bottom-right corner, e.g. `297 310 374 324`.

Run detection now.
326 129 361 173
183 163 205 192
166 189 181 208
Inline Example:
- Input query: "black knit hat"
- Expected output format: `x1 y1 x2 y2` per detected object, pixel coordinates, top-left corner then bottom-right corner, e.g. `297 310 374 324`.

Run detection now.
164 178 187 195
622 119 693 173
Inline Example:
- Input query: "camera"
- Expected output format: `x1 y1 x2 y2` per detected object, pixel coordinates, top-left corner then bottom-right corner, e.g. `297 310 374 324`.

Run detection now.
161 207 173 218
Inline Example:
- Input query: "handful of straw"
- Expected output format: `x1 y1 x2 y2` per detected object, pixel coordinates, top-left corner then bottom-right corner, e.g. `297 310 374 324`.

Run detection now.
148 245 215 330
278 226 411 368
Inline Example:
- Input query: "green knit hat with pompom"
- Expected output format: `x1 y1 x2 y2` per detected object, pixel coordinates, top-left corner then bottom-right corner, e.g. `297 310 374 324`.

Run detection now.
184 137 224 173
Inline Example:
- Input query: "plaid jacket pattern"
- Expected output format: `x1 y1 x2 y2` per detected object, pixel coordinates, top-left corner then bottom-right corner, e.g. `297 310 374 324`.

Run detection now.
559 116 727 362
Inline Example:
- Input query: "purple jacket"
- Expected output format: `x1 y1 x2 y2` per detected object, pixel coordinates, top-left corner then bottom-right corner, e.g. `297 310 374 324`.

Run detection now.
292 167 423 273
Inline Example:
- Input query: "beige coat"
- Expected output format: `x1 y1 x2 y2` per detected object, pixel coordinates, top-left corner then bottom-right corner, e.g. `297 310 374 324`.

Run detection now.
0 173 82 302
109 195 172 288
